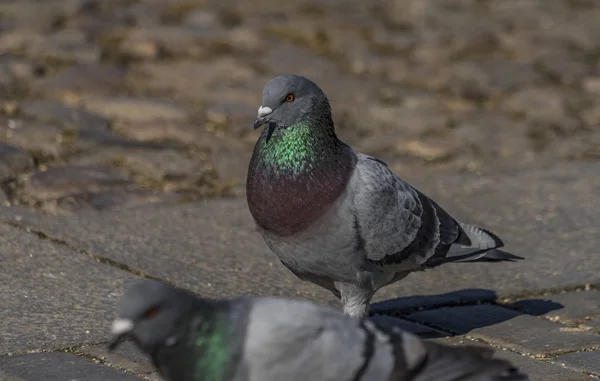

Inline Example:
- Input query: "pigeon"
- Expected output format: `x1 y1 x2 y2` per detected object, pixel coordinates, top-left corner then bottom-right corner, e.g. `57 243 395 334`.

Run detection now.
247 74 523 318
108 279 528 381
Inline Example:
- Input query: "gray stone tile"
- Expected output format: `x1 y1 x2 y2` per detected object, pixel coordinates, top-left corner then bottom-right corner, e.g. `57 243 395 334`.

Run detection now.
0 224 140 355
554 351 600 376
0 352 143 381
431 337 595 381
409 305 600 355
508 290 600 324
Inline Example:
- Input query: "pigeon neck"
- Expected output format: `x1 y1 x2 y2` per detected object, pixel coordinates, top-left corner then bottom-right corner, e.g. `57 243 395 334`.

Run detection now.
255 118 340 173
247 119 356 236
190 309 232 381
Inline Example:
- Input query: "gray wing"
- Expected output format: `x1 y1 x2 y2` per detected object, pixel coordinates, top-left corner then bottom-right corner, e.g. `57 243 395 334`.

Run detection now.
349 153 469 269
238 297 395 381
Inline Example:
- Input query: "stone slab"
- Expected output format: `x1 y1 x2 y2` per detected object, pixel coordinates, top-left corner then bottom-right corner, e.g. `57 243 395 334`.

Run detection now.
0 223 140 355
0 352 143 381
554 350 600 376
409 305 600 355
431 337 595 381
1 161 597 308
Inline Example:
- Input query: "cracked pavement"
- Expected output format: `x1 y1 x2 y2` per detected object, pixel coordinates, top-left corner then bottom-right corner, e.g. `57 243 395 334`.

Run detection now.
0 0 599 380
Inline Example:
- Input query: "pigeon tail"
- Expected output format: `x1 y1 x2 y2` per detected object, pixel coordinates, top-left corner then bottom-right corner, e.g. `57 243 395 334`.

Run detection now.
441 224 524 264
410 342 529 381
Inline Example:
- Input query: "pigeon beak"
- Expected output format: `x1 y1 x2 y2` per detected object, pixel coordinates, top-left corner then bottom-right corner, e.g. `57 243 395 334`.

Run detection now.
253 106 272 130
253 106 277 143
107 318 134 351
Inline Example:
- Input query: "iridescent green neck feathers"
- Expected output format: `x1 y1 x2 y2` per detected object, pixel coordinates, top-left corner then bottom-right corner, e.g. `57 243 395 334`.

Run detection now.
191 313 231 381
255 119 339 172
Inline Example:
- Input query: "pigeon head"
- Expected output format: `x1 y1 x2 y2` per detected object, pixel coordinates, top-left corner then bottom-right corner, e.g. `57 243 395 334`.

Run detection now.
108 279 195 353
253 74 333 143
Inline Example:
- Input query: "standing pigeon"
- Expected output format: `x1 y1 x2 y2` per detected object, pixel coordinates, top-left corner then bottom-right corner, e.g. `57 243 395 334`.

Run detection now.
247 75 523 318
108 279 528 381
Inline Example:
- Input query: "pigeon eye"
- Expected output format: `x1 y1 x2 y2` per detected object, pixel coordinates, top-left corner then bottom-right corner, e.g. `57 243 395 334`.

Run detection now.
145 306 160 318
285 93 295 102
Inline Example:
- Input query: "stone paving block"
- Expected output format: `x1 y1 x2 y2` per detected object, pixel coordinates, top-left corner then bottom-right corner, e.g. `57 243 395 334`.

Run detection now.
430 337 595 381
80 341 154 375
0 223 140 355
509 290 600 324
554 351 600 376
0 352 143 381
409 305 600 355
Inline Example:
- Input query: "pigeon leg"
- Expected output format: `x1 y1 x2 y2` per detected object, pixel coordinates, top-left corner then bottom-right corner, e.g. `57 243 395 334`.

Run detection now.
335 281 374 319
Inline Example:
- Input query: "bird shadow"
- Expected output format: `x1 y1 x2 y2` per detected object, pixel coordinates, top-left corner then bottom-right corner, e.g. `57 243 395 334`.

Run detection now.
368 288 564 339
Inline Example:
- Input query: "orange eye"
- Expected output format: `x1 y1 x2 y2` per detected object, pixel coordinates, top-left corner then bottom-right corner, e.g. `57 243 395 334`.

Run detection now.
285 93 295 102
145 306 160 318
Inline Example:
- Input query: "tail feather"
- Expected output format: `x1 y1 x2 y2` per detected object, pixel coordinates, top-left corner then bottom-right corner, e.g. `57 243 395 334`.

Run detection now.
374 320 527 381
477 249 524 262
443 224 523 263
410 341 529 381
459 224 504 250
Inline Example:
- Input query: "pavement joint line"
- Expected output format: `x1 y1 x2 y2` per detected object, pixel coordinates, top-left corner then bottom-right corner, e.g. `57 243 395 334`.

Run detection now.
547 346 600 356
497 283 599 304
531 316 600 334
62 346 151 379
0 341 107 358
4 220 172 283
3 217 599 304
397 312 600 362
427 333 600 378
552 362 600 380
469 333 600 359
0 343 152 379
461 336 600 378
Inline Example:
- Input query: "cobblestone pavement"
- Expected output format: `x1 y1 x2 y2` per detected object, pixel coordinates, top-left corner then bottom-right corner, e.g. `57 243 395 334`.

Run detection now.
0 0 599 380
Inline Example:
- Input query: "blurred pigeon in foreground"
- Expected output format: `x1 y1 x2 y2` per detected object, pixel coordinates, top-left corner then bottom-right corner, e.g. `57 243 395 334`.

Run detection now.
246 74 523 318
108 280 527 381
